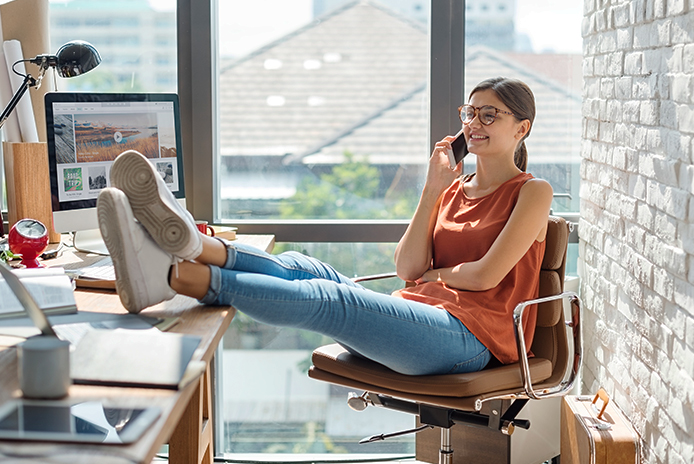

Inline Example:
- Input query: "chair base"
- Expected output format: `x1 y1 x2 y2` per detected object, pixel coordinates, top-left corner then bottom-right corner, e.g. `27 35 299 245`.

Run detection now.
416 422 509 464
415 397 563 464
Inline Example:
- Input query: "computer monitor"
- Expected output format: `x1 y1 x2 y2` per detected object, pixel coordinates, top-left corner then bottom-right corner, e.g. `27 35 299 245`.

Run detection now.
45 93 186 255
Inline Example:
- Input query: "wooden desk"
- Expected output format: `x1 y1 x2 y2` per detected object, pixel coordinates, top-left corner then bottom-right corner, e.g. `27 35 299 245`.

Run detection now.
0 235 275 464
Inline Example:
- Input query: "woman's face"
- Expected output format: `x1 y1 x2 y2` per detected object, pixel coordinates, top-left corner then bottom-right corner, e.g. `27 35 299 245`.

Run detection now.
462 89 528 159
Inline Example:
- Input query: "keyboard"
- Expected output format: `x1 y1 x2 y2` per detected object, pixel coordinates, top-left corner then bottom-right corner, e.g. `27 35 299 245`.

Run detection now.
75 257 116 281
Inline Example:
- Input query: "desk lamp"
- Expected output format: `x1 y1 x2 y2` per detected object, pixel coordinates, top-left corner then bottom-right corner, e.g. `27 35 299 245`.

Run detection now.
0 40 101 130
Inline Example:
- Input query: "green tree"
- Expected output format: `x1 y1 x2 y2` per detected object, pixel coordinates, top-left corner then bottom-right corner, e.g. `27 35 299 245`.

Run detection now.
280 151 417 220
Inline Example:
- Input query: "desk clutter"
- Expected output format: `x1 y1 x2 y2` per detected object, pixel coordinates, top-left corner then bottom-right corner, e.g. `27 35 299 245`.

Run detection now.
0 247 203 396
0 309 200 390
0 241 205 394
0 233 269 461
0 266 75 319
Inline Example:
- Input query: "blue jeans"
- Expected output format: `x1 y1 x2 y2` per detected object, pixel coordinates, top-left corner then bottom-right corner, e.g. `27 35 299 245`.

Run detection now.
201 242 491 376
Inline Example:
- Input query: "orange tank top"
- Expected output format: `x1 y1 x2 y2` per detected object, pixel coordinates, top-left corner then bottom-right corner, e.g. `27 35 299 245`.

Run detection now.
394 172 545 364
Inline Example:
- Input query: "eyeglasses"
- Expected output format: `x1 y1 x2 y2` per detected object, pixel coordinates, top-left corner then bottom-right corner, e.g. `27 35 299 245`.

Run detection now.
458 105 515 126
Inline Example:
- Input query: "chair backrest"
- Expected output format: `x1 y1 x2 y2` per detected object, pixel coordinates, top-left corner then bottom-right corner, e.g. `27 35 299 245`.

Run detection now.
530 215 569 385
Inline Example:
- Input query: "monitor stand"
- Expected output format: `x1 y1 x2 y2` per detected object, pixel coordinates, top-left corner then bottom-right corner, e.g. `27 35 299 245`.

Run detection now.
73 229 109 256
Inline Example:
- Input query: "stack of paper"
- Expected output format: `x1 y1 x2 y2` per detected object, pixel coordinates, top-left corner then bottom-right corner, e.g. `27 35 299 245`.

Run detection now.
0 268 77 319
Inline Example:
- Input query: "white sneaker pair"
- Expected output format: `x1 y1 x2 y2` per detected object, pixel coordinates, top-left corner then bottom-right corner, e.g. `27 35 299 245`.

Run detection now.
97 150 204 313
110 150 202 261
97 188 176 313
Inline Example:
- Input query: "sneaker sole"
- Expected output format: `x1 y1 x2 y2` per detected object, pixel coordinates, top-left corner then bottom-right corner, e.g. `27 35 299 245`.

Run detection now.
111 151 193 258
97 190 145 313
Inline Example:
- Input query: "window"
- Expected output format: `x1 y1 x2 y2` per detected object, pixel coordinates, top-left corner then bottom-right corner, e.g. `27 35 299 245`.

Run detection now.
52 0 583 459
49 0 176 94
174 0 584 458
216 1 429 226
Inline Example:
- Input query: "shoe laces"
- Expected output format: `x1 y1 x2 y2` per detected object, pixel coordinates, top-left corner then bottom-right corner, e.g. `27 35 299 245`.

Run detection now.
172 256 183 279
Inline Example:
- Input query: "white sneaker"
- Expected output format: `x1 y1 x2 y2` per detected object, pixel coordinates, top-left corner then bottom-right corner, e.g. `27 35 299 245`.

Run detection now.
109 150 202 261
97 187 177 314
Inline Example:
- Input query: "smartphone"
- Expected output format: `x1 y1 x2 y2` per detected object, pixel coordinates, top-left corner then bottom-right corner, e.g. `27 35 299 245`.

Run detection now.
447 127 468 169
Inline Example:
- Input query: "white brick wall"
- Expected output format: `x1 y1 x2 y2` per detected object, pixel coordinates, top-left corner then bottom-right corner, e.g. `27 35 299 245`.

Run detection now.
581 1 694 462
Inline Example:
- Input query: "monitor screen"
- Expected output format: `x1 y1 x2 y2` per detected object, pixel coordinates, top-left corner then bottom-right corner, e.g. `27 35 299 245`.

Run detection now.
45 93 185 249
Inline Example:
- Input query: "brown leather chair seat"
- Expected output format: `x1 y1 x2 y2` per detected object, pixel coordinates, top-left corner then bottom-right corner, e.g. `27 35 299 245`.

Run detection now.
311 343 553 411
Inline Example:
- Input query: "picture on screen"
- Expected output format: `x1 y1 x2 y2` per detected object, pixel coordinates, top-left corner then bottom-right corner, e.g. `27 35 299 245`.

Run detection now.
53 114 76 164
88 166 107 190
74 113 160 162
63 167 83 192
156 161 174 184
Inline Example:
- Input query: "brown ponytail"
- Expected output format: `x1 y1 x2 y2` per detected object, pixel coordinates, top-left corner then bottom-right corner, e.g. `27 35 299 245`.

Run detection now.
468 77 535 172
514 141 528 172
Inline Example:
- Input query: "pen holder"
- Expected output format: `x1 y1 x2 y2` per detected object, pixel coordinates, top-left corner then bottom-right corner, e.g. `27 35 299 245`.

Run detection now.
17 335 71 399
3 142 61 243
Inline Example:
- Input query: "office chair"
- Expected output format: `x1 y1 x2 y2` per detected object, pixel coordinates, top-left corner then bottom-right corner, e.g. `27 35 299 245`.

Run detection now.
308 216 581 464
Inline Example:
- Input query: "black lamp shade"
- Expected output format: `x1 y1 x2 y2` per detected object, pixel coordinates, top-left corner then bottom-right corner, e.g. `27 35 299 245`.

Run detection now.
55 40 101 78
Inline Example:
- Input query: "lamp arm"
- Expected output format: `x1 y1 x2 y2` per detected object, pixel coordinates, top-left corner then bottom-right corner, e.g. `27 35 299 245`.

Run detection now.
0 72 37 131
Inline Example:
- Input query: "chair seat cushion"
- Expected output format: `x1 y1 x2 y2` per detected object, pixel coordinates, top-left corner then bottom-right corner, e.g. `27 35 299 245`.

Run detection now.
311 344 553 399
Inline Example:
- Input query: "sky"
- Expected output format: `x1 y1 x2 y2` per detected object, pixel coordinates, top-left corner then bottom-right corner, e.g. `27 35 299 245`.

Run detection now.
149 0 582 57
516 0 583 54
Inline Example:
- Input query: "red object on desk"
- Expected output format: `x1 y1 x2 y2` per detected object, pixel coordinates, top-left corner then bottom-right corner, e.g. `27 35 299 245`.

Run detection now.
8 219 49 268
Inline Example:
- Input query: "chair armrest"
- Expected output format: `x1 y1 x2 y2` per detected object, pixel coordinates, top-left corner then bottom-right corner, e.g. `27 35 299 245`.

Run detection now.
513 291 582 400
353 272 399 283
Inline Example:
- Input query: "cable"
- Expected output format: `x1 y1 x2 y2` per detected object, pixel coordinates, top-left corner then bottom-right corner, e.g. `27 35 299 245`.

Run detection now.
11 59 30 79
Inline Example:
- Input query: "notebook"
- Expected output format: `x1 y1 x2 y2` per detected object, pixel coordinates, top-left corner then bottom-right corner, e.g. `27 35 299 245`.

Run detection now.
70 329 202 390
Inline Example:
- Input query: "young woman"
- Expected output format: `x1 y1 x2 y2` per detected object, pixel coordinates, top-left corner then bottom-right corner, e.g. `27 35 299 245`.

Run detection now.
97 77 553 377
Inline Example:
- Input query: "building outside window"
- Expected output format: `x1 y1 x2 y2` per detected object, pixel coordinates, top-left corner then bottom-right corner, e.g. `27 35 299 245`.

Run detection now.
49 0 176 94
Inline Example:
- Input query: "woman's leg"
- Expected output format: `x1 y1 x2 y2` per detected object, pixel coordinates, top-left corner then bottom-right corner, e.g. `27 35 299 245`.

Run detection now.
195 235 360 286
172 238 362 305
180 263 491 376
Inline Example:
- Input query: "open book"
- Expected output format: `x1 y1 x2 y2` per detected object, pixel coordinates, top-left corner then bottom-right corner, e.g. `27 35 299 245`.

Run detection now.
0 268 77 319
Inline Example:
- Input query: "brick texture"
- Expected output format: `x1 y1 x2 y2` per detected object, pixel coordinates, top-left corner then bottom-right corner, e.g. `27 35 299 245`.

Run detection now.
581 1 694 463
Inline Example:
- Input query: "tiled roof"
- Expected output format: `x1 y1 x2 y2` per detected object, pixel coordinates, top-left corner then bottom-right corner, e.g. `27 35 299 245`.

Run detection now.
218 0 581 169
302 46 581 166
218 0 428 158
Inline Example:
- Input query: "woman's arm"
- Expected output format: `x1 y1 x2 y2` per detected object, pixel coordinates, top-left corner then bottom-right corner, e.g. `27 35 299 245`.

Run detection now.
394 137 461 281
420 178 554 291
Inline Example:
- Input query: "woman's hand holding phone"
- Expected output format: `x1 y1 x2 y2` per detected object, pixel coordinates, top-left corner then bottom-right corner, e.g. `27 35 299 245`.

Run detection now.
426 137 462 196
447 127 468 169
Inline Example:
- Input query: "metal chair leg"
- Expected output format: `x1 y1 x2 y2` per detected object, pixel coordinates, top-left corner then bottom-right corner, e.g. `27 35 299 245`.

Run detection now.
439 427 453 464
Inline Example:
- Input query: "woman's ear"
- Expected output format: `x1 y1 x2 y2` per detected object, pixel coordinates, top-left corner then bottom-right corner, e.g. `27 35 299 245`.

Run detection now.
515 120 531 140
